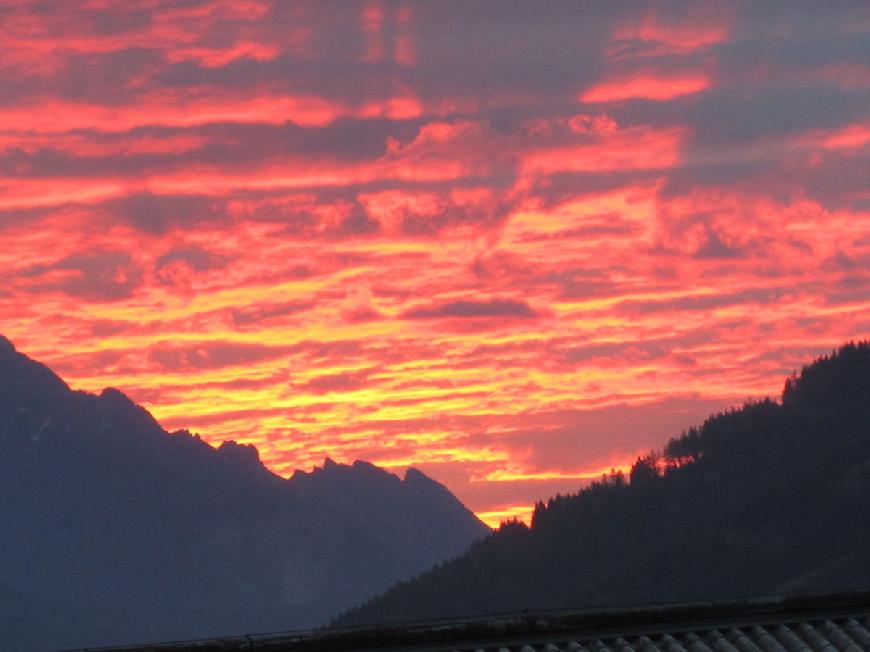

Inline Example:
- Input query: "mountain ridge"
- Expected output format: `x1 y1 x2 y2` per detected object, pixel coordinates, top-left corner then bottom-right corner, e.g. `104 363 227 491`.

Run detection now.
0 335 489 650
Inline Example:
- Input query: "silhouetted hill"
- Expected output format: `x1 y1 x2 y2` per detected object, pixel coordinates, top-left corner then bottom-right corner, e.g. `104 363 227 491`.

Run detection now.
335 342 870 627
0 335 489 650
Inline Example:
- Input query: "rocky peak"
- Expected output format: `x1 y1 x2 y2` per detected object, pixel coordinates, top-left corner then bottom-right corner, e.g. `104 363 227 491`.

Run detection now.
217 439 264 472
0 334 16 356
0 336 70 395
95 386 164 441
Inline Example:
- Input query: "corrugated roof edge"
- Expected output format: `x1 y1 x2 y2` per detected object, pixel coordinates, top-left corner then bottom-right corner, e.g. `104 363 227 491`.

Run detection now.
75 589 870 652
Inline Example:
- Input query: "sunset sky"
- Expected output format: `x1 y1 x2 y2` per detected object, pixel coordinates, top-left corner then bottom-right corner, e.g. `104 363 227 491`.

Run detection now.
1 1 868 526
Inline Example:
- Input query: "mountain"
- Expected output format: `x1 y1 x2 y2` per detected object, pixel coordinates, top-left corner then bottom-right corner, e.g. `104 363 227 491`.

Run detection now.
0 335 489 650
335 341 870 627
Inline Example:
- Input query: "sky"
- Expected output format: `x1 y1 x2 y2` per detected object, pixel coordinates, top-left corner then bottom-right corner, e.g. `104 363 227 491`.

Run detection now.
1 1 868 526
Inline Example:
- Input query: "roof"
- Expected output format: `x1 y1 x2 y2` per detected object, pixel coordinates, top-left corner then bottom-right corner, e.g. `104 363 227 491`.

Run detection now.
80 591 870 652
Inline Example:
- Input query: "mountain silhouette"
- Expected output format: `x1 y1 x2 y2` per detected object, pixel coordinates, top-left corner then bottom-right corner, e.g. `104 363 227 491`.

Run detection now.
0 335 489 650
334 342 870 627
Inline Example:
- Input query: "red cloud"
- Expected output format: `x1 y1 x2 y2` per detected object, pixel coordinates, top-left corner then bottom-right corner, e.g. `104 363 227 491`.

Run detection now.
613 15 729 54
581 72 711 103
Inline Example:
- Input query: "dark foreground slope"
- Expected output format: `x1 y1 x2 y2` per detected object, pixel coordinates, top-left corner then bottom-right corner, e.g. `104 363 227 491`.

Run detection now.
336 342 870 627
0 336 488 650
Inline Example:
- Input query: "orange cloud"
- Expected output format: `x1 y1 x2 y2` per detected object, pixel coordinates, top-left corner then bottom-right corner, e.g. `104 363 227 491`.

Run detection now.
613 15 729 53
581 72 711 103
0 89 428 137
166 41 280 67
521 126 685 174
476 504 535 528
817 123 870 150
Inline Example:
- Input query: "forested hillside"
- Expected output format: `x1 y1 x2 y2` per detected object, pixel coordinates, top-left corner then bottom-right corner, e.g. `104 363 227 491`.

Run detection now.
336 342 870 626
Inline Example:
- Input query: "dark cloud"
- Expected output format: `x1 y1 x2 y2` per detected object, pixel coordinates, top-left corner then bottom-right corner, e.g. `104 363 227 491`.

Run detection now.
304 371 371 394
54 49 164 103
155 246 224 271
0 206 64 231
110 193 228 234
20 250 142 301
230 301 315 326
693 227 746 260
0 121 400 181
688 86 868 148
154 245 229 285
797 151 870 211
824 273 870 306
337 206 381 237
148 342 291 371
150 1 612 104
240 197 382 239
401 298 539 320
86 319 133 338
544 268 622 302
617 287 791 315
722 4 868 72
193 119 400 161
528 170 661 209
399 197 515 237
